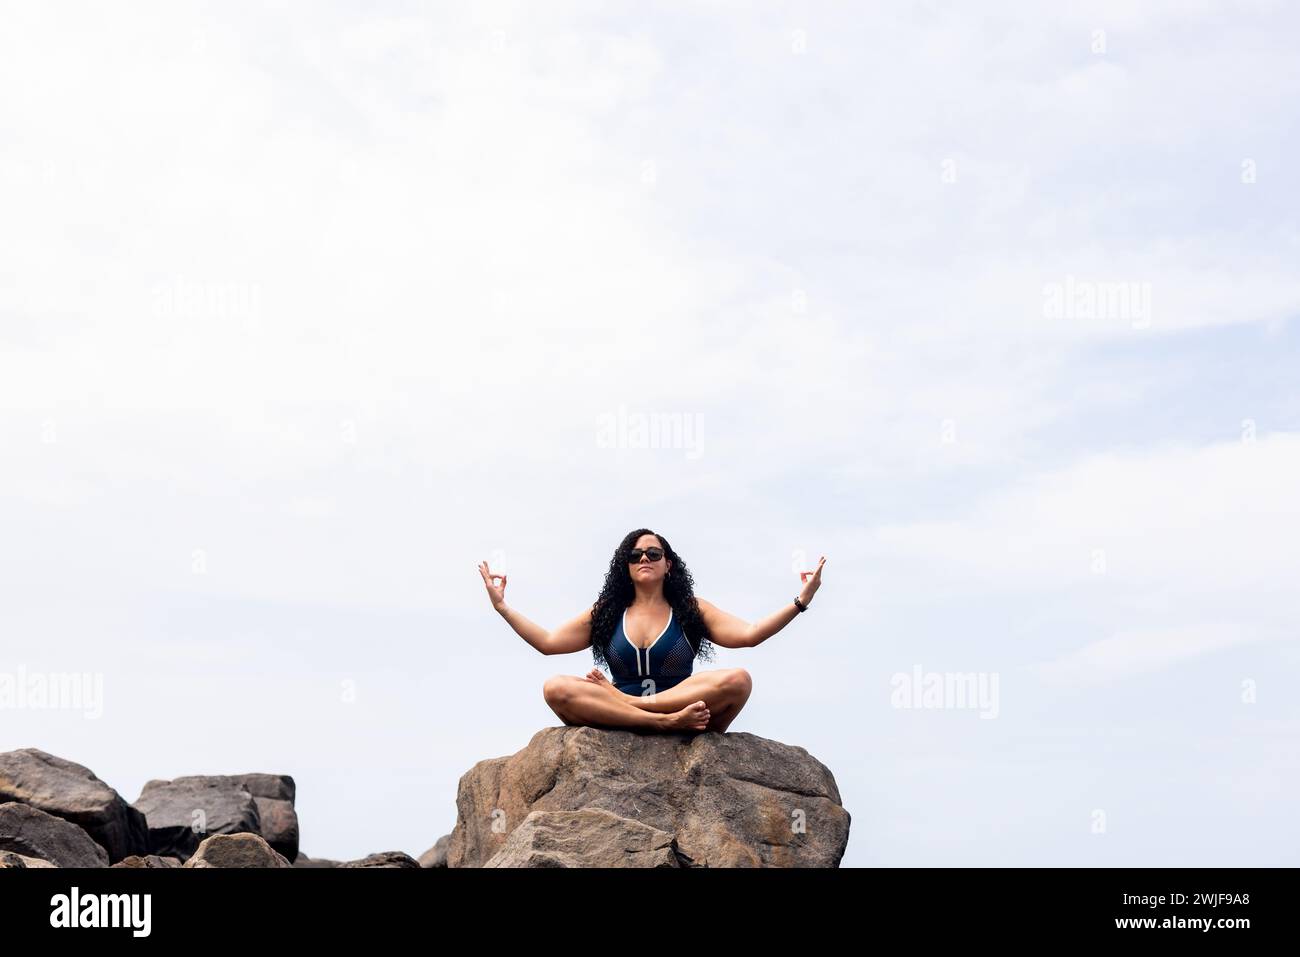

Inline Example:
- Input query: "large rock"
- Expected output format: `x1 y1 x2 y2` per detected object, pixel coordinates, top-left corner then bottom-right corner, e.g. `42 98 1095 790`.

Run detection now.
0 802 110 867
183 832 291 868
418 834 451 868
448 728 850 868
484 808 679 868
0 748 148 862
131 773 298 862
132 777 261 860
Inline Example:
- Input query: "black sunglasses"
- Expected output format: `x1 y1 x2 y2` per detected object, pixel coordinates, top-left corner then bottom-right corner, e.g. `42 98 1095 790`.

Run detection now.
627 547 665 563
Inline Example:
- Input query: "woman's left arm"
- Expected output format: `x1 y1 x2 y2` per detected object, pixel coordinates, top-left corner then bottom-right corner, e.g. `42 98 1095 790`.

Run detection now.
698 556 826 648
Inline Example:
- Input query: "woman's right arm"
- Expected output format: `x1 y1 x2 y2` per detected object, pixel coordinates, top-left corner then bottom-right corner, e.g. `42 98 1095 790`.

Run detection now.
479 560 593 655
498 603 592 656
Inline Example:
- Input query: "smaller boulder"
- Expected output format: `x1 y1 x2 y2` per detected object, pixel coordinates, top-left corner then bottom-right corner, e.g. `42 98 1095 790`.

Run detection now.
133 777 261 860
183 832 291 868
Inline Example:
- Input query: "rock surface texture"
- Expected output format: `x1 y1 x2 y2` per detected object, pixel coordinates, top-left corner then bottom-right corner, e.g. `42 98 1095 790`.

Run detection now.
447 727 850 868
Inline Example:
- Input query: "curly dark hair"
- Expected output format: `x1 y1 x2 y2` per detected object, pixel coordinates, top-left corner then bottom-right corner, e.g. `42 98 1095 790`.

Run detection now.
588 528 717 674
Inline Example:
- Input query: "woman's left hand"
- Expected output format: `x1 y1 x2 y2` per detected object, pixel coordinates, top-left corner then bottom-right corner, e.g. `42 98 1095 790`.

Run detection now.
798 555 826 605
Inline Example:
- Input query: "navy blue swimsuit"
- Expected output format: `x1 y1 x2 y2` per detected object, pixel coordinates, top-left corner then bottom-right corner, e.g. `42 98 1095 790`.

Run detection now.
606 605 695 695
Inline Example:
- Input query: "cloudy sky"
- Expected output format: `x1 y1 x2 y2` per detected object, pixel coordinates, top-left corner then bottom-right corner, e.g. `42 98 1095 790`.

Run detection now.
2 0 1296 866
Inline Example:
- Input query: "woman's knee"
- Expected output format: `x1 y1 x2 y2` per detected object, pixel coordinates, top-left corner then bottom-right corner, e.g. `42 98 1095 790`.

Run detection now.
721 668 752 697
542 675 575 707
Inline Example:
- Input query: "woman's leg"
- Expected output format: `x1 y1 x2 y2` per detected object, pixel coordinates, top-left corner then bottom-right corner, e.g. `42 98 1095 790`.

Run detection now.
543 676 711 732
700 670 752 732
586 668 753 731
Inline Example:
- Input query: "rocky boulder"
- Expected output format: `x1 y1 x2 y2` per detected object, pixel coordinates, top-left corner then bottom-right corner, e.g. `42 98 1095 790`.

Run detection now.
132 777 256 860
447 728 850 867
183 832 291 868
0 802 110 867
0 748 148 863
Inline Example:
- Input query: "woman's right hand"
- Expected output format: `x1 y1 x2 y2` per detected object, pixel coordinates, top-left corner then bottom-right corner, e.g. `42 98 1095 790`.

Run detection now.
478 560 507 609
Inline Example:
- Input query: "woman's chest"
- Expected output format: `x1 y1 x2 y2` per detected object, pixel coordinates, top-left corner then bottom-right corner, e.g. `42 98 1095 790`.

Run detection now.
620 608 674 650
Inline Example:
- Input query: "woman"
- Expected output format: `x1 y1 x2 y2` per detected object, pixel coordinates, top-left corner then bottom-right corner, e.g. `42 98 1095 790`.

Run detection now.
478 528 826 734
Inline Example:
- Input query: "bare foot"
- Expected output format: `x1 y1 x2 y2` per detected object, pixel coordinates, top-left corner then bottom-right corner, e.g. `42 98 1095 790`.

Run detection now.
582 668 619 694
582 669 662 710
662 700 711 732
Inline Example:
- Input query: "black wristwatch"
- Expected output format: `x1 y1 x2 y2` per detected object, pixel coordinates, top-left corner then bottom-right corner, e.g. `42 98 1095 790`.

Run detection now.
793 596 808 613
